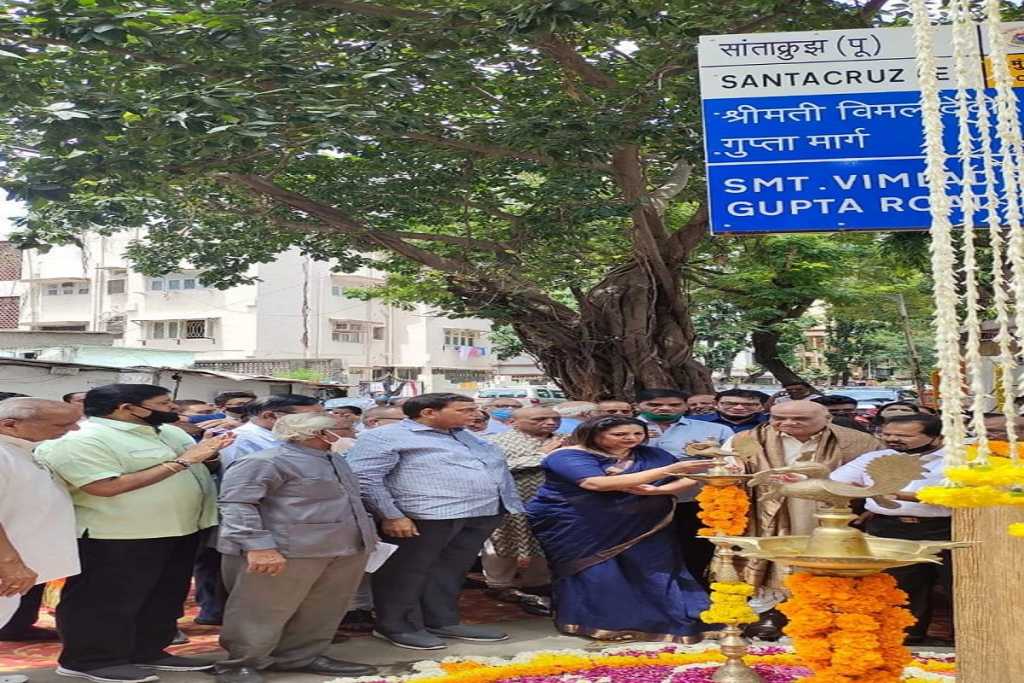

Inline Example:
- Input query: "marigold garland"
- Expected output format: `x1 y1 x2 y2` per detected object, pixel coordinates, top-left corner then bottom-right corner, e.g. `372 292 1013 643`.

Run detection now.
701 581 759 625
1008 522 1024 537
777 573 915 683
696 483 750 536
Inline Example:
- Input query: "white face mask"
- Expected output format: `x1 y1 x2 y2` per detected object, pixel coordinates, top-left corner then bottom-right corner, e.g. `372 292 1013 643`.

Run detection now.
323 430 353 454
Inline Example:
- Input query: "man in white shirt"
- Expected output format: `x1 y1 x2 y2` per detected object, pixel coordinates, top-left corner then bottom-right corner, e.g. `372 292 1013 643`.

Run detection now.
219 395 322 468
0 398 83 683
830 413 949 644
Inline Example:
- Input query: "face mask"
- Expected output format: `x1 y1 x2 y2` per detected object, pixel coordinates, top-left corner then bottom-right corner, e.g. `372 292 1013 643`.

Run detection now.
897 441 941 454
134 405 180 427
322 431 352 454
639 411 679 423
490 409 515 421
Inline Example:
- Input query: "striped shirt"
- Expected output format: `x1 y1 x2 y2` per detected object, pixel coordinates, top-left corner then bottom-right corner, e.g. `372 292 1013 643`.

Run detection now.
346 419 523 521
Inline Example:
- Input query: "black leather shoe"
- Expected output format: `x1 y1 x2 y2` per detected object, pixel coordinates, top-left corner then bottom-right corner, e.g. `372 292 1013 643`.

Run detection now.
214 667 263 683
281 657 377 677
743 609 788 641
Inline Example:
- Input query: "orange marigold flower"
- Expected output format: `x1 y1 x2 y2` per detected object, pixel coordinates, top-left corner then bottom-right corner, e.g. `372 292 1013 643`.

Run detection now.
696 484 749 536
780 573 914 683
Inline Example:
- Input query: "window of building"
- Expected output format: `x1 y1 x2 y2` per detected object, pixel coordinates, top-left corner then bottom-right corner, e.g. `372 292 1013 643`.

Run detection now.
331 285 343 297
107 279 126 295
372 326 385 341
44 281 89 296
444 328 480 347
184 319 207 338
147 319 206 340
147 273 205 292
332 321 366 343
105 315 125 335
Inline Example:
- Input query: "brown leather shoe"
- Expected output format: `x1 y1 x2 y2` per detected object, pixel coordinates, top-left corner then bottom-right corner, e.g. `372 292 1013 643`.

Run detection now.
743 609 788 641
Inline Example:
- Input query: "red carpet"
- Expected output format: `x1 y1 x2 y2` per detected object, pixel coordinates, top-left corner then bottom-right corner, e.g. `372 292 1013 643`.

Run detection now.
0 588 542 671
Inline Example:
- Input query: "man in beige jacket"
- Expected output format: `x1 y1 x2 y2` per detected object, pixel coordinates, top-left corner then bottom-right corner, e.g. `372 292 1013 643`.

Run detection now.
723 400 882 639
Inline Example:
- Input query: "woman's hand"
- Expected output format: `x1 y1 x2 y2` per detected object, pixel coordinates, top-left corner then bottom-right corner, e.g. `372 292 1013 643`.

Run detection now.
663 459 715 475
624 484 667 496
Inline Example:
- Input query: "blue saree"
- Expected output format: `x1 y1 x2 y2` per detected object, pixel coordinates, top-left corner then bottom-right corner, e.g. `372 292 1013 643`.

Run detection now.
525 446 709 642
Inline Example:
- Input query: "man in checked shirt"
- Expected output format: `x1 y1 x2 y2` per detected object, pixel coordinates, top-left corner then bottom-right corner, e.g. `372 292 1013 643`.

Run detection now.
346 393 522 651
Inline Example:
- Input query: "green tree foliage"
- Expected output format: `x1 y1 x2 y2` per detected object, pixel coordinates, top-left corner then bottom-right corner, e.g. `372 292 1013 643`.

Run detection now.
0 0 928 397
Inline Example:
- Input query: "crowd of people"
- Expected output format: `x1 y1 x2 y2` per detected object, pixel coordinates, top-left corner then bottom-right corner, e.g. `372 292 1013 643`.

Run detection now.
0 381 1000 683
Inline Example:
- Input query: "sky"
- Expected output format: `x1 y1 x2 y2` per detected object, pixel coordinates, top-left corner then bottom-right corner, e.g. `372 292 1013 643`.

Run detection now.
0 196 22 239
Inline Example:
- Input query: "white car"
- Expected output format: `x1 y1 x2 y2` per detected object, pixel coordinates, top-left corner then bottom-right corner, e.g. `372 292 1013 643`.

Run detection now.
474 386 566 406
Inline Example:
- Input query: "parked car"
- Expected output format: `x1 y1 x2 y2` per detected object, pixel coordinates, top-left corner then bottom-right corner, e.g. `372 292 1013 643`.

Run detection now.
823 387 918 411
474 386 566 406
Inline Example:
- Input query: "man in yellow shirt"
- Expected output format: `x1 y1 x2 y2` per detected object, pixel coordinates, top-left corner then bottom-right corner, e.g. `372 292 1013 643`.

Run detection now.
37 385 234 683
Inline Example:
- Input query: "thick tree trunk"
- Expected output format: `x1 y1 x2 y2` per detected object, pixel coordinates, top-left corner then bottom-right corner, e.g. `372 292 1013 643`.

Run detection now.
511 261 713 401
751 328 807 387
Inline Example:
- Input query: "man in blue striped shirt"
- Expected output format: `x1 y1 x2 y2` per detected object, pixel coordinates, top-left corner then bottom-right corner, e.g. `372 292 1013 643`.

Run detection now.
346 393 522 651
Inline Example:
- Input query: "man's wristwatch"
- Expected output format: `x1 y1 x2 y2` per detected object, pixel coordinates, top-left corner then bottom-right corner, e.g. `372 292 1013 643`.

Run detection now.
172 458 192 469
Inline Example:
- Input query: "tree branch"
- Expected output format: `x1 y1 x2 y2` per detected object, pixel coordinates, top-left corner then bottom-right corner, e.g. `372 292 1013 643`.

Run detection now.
272 219 514 253
219 175 581 325
666 203 709 264
289 0 437 20
222 173 469 273
647 159 691 217
401 131 611 172
859 0 891 22
533 32 618 90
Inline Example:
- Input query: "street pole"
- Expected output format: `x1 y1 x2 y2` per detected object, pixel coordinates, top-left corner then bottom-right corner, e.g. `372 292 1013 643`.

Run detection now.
895 293 928 403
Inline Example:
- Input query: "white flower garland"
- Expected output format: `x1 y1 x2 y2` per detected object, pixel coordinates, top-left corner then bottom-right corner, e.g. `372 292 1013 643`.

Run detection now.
911 0 1024 467
910 0 968 465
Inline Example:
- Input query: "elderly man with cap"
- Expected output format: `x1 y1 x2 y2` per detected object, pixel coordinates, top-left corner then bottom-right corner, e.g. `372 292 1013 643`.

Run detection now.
0 399 82 683
723 400 881 640
482 407 562 615
215 413 378 683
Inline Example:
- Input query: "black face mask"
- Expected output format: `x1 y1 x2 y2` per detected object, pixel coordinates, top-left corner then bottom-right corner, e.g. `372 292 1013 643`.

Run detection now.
897 440 941 454
134 405 180 427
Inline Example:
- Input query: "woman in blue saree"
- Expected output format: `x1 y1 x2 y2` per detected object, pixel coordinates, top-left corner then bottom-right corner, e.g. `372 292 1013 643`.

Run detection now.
526 416 713 643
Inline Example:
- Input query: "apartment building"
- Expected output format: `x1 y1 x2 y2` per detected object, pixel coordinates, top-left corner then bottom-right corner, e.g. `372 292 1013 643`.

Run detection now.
12 231 503 392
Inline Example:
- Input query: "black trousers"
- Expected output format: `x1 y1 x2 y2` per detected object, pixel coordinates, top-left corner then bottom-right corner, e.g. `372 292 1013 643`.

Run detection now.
371 515 502 635
674 502 714 591
0 583 44 637
193 544 226 622
56 533 201 671
865 515 952 639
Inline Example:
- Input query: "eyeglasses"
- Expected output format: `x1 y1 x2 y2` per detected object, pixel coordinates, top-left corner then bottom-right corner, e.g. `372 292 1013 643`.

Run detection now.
719 401 763 408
